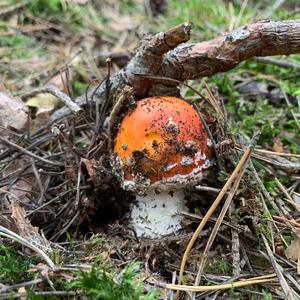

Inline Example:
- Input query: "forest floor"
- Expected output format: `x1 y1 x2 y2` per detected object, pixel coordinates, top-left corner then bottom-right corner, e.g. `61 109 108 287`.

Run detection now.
0 0 300 299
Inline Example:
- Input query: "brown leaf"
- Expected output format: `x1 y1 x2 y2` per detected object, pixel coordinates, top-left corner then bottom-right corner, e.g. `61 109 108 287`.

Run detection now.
26 93 59 116
273 138 284 153
11 201 52 253
285 235 299 261
0 91 28 132
17 287 26 300
82 158 96 178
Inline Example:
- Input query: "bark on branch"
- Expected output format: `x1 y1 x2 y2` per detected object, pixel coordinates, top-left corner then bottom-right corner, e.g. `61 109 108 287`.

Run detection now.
163 19 300 81
51 19 300 122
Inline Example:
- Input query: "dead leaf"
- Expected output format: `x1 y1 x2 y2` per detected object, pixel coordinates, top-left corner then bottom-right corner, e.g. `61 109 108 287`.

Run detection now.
0 91 28 132
82 158 112 185
25 91 63 131
11 201 52 254
17 286 26 300
82 158 96 178
273 138 284 153
28 263 53 277
26 93 59 116
285 235 299 261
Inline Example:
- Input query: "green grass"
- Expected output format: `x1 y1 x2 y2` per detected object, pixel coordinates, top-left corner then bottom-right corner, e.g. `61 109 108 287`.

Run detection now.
161 0 254 39
69 261 159 300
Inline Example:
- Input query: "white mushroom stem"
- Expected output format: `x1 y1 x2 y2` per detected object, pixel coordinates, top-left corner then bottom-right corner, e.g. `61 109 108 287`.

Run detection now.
129 190 187 238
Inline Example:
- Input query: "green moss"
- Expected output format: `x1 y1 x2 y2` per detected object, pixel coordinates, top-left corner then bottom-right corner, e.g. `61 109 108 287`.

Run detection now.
262 289 272 300
283 234 293 246
218 258 230 275
225 94 299 151
0 245 34 284
29 0 63 13
73 80 87 95
69 261 159 299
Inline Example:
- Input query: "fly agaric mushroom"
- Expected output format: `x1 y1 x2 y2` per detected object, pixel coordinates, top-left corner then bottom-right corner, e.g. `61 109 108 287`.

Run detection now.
114 96 213 238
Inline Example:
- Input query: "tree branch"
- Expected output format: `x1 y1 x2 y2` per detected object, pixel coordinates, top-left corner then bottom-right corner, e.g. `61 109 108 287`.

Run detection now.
50 19 300 122
163 19 300 81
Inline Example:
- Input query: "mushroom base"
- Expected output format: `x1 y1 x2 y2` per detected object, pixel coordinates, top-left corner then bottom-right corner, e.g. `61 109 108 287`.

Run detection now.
129 190 187 238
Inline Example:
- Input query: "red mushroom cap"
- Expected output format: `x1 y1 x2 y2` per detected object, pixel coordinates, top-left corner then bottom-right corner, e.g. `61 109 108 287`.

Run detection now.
114 96 213 190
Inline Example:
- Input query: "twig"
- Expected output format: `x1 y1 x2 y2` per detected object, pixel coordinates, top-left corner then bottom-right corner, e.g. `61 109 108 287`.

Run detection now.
275 177 300 214
170 271 177 300
21 86 82 116
249 153 300 171
30 158 45 205
203 81 225 130
107 85 134 152
240 243 253 273
51 20 300 121
0 137 64 167
261 234 297 299
273 216 300 229
281 87 300 131
254 57 300 70
50 210 80 242
263 0 286 18
74 162 82 210
180 211 254 237
26 189 74 217
231 226 241 277
195 185 222 193
0 278 43 293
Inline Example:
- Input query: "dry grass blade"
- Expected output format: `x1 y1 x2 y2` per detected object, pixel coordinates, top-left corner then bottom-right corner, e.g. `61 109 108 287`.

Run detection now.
193 151 251 293
203 81 225 127
0 225 55 269
176 133 259 299
235 146 300 158
165 273 276 292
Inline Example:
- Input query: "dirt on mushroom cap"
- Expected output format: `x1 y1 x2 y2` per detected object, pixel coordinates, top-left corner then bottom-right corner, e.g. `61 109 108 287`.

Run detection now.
114 96 214 190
